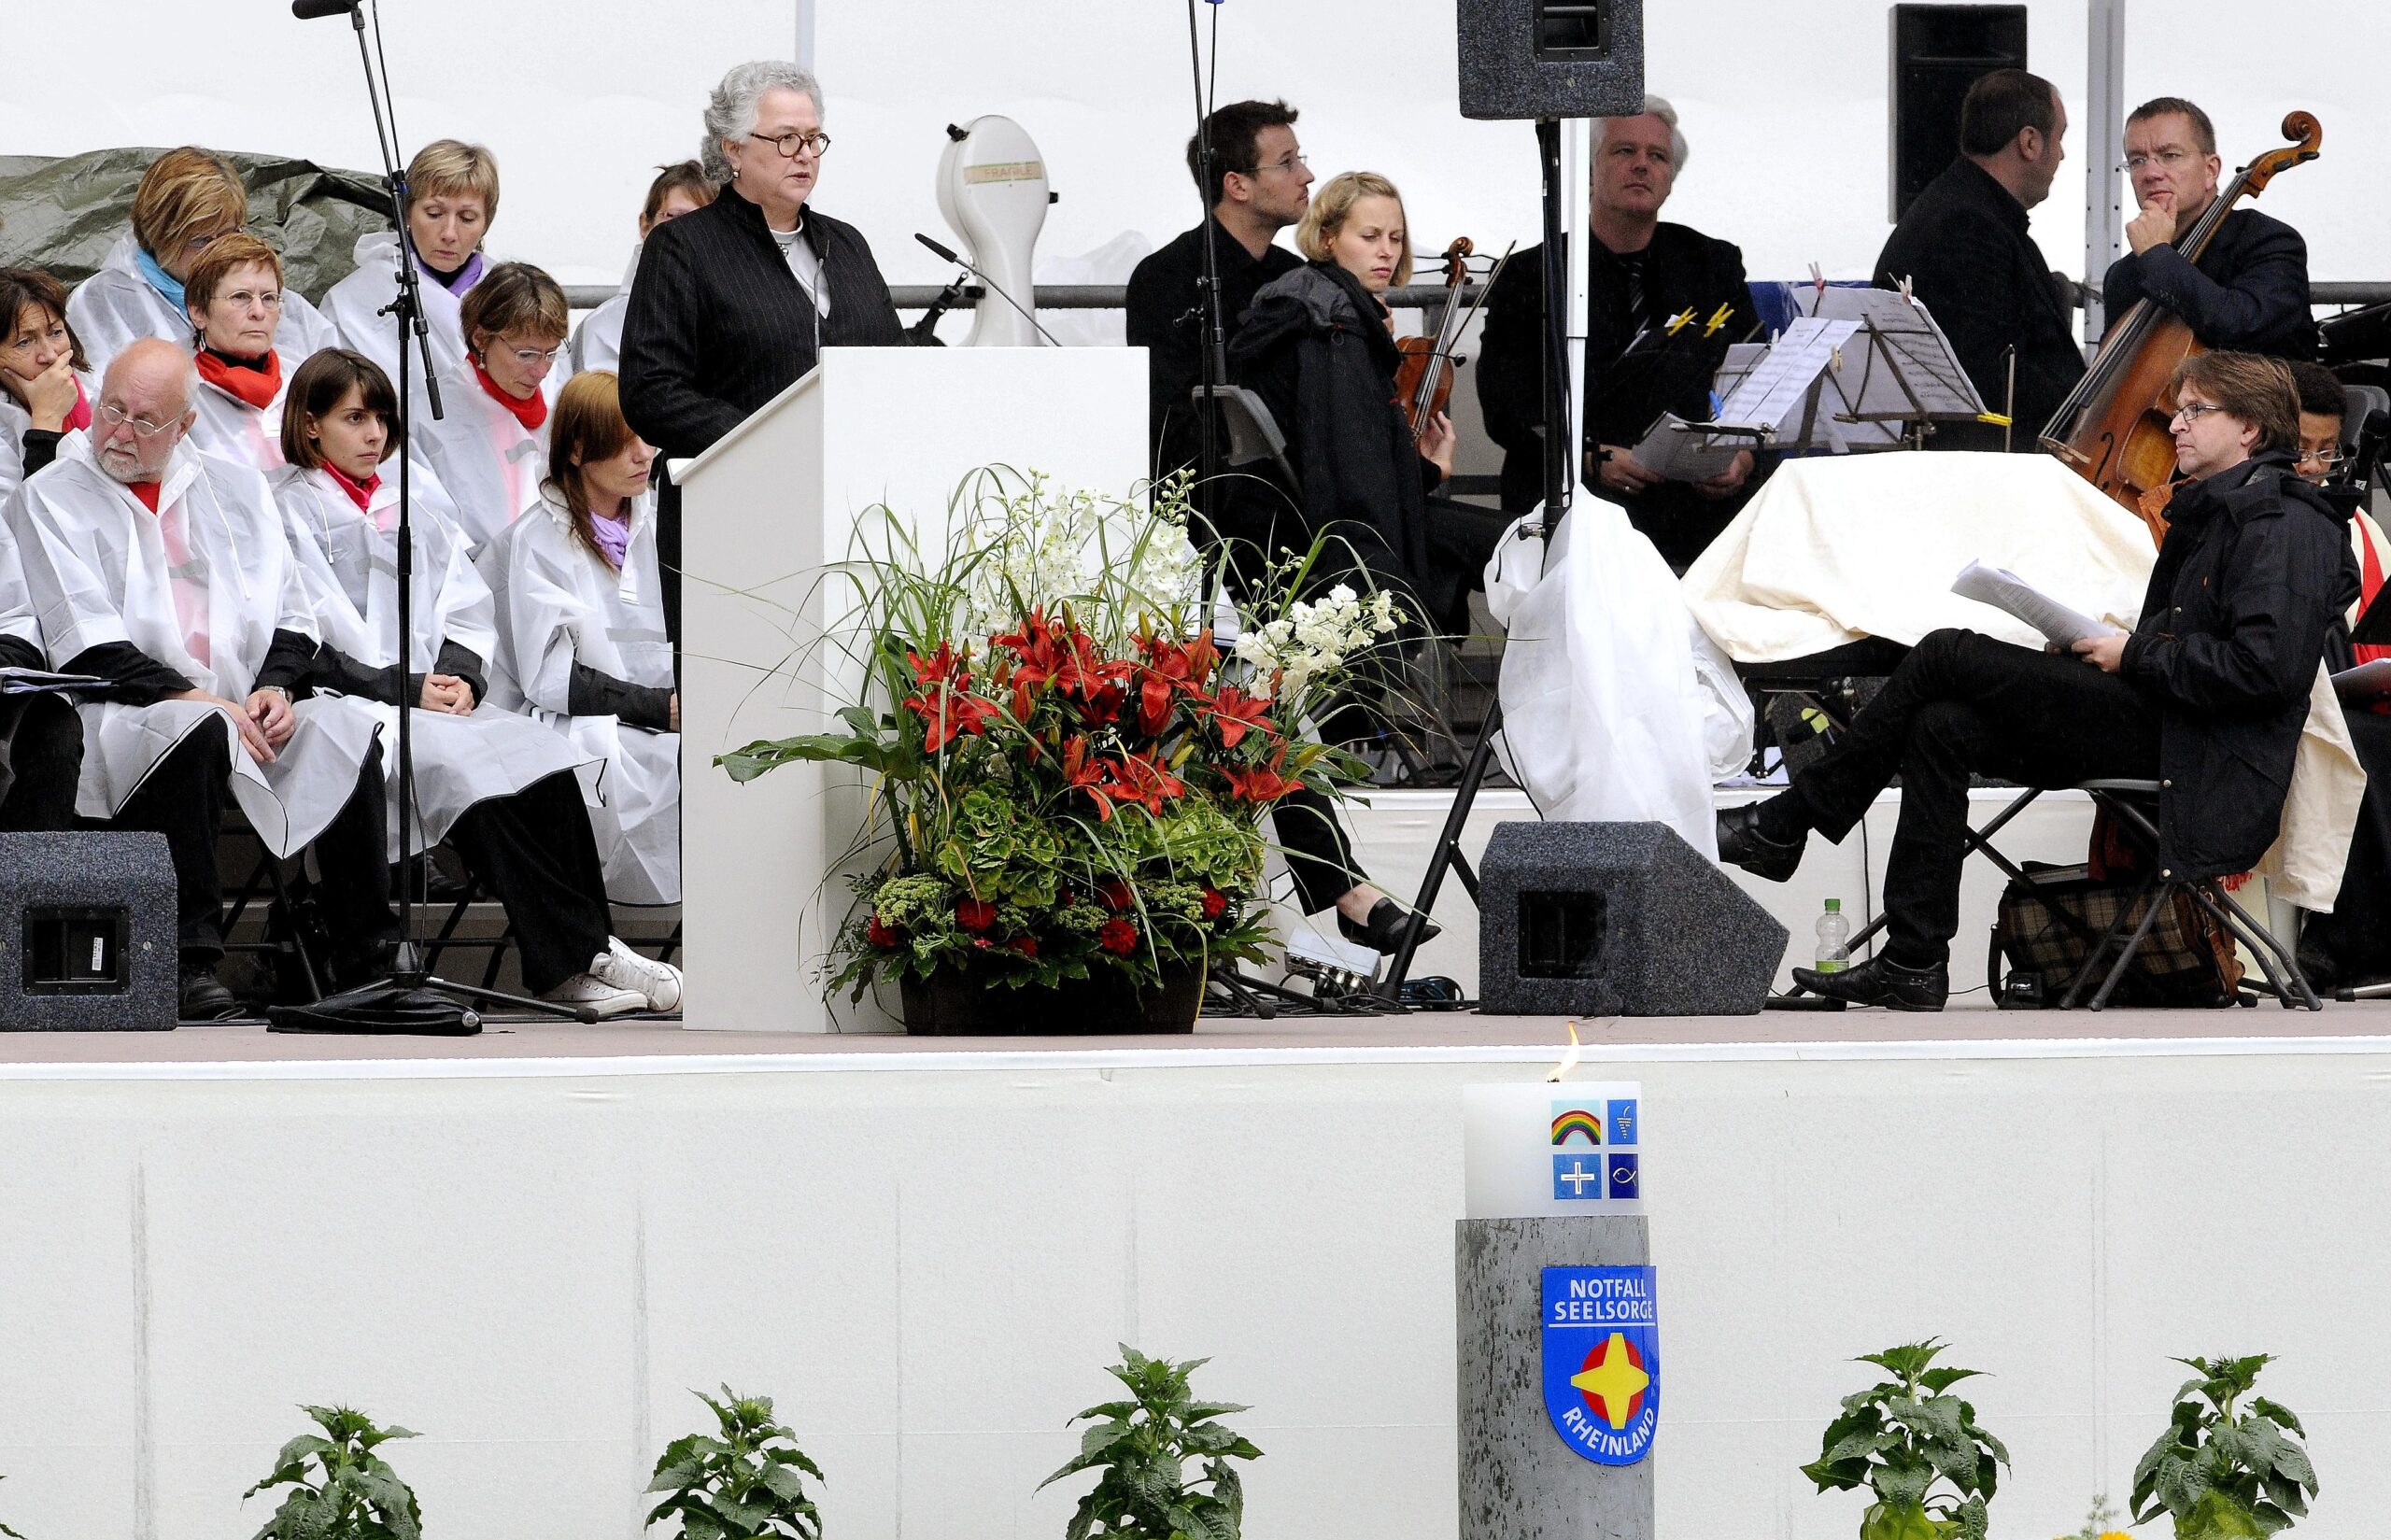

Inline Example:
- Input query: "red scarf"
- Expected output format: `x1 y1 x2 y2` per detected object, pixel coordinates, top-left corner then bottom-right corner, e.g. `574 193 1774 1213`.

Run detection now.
323 462 381 513
129 481 161 513
194 347 283 411
64 374 92 433
472 358 549 431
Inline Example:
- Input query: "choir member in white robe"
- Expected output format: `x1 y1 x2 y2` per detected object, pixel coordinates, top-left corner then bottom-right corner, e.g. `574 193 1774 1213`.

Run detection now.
178 234 296 473
65 147 338 374
322 140 500 416
0 268 96 504
476 371 681 906
0 472 84 831
8 341 390 1020
272 348 681 1015
568 162 714 376
414 262 566 551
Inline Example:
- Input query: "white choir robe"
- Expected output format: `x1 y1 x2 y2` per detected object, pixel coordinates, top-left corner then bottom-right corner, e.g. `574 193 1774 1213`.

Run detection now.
184 350 294 474
414 358 558 552
566 247 641 376
66 234 339 374
273 463 598 861
476 487 679 904
0 371 97 505
8 434 378 855
321 231 478 415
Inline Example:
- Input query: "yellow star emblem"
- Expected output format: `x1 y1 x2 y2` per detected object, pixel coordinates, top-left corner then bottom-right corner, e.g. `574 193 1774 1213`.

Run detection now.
1569 1333 1651 1430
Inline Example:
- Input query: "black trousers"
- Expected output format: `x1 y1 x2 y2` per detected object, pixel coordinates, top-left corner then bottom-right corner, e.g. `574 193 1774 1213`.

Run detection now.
2297 708 2391 989
0 694 83 832
444 771 614 996
1789 628 2164 964
115 729 397 970
1274 785 1365 916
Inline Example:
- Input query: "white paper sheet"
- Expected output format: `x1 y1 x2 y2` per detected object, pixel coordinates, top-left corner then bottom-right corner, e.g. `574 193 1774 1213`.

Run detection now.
2331 657 2391 700
1949 559 2123 647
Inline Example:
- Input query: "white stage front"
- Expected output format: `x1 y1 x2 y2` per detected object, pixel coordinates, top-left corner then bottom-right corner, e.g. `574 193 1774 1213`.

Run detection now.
3 1024 2388 1540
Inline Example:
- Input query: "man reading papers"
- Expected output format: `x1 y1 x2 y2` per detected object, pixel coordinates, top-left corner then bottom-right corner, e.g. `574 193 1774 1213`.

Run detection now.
1715 351 2353 1010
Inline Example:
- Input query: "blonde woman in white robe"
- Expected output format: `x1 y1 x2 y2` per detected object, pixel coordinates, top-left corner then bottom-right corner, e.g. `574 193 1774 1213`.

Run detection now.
272 348 680 1016
475 370 680 906
8 341 388 1020
322 140 499 415
414 262 565 551
65 147 338 374
568 162 714 375
0 267 96 504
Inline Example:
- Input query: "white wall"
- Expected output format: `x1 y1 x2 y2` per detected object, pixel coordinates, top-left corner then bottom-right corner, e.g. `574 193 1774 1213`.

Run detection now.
5 3 2379 295
0 1044 2387 1540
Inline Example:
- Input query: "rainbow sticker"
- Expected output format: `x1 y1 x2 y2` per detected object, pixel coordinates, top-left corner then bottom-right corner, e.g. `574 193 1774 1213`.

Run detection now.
1550 1106 1603 1147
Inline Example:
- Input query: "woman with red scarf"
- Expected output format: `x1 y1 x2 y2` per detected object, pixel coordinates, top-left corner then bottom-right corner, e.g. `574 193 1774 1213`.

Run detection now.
413 261 567 551
178 233 300 473
0 268 94 503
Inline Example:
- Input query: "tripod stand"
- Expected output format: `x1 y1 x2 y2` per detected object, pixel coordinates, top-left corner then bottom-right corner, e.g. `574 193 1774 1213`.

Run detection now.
270 0 590 1032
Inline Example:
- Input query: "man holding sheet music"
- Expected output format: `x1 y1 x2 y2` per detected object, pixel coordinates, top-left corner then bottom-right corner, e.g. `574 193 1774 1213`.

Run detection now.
1717 352 2354 1010
1475 96 1758 571
1872 68 2084 453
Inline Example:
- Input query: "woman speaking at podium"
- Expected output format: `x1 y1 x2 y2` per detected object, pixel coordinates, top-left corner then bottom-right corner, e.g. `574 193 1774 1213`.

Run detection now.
617 61 904 638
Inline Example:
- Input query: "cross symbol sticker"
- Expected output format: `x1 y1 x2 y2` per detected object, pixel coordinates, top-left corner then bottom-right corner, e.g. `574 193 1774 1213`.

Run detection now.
1558 1159 1602 1196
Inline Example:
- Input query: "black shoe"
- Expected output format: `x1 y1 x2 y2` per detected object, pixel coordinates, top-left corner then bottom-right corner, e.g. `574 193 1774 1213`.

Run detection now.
1338 897 1442 954
1790 953 1949 1011
177 966 243 1023
1717 803 1806 883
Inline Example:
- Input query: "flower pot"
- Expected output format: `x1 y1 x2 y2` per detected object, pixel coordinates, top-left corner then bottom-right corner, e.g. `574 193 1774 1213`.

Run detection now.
899 961 1205 1035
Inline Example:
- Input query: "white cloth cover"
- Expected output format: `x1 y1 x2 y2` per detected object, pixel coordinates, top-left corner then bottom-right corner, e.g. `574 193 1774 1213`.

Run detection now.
1483 501 1731 858
567 247 642 376
1683 450 2364 910
476 487 679 903
184 348 294 474
8 434 376 855
273 463 598 858
65 235 339 374
321 231 474 413
413 357 558 551
0 370 96 505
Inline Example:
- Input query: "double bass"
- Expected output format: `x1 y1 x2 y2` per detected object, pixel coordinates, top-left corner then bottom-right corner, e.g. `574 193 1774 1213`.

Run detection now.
2042 111 2323 513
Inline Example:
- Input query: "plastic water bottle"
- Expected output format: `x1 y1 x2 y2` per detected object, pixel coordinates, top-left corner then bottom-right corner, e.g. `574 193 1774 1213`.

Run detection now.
1814 898 1851 973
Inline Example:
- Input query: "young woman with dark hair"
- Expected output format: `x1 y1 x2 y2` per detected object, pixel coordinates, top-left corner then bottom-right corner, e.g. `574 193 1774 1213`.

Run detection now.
0 267 94 501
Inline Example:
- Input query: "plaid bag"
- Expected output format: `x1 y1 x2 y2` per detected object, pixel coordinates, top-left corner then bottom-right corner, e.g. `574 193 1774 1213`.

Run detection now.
1989 862 2244 1008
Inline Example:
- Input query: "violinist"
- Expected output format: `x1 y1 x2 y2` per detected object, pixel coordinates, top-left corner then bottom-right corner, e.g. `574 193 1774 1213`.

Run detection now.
2101 98 2316 360
1475 97 1755 571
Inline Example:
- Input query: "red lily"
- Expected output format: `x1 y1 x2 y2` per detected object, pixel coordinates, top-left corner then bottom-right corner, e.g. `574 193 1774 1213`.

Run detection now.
1060 737 1118 821
907 641 969 689
904 684 1000 753
1222 747 1303 804
1111 750 1186 814
1203 684 1277 749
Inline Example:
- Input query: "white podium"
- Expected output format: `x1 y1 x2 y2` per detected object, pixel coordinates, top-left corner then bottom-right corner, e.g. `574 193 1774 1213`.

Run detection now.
675 346 1150 1032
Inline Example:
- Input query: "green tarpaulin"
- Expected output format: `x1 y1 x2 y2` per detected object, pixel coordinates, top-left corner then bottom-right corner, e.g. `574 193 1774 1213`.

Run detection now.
0 148 393 304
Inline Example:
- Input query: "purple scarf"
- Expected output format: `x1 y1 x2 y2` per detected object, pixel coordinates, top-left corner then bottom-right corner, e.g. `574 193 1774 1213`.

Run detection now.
424 250 486 297
587 505 631 570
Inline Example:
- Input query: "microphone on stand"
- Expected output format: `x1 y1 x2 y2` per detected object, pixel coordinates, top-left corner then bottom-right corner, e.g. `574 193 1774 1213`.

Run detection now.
914 233 1062 347
291 0 360 17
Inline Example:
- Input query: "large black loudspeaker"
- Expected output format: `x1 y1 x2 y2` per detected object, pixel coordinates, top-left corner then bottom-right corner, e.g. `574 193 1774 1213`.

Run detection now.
1457 0 1646 121
1889 4 2029 221
1478 823 1788 1016
0 832 177 1030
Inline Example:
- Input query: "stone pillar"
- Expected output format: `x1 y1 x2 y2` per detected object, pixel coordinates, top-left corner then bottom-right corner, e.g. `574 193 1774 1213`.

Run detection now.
1455 1215 1654 1540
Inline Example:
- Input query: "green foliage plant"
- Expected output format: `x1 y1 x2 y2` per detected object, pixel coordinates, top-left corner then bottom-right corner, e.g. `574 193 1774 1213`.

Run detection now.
1040 1345 1263 1540
241 1405 422 1540
2131 1354 2317 1539
1800 1339 2009 1540
645 1387 825 1540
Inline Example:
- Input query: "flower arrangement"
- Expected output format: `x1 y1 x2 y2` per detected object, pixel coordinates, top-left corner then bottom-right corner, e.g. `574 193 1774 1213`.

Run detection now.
717 470 1401 1010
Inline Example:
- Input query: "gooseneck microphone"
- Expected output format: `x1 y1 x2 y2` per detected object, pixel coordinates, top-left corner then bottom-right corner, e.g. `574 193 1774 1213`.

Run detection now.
913 233 1061 347
291 0 359 19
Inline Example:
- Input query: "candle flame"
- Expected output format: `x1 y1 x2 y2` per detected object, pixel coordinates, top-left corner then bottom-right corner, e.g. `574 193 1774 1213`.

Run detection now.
1545 1019 1583 1083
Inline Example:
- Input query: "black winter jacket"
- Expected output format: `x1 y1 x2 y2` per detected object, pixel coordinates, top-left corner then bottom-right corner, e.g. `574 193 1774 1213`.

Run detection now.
618 188 904 460
2101 206 2315 360
2120 453 2356 876
1221 261 1439 616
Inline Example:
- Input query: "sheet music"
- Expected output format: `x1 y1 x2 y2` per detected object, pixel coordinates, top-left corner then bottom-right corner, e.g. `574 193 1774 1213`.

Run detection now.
1630 413 1747 481
1711 318 1860 437
1812 287 1988 422
2331 658 2391 700
1950 560 2121 646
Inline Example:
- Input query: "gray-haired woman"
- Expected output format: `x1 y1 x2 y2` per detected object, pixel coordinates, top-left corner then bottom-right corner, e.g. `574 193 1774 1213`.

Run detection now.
617 61 903 635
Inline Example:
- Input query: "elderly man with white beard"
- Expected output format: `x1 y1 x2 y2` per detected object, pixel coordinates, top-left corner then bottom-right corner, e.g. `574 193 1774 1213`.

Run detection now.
7 338 395 1020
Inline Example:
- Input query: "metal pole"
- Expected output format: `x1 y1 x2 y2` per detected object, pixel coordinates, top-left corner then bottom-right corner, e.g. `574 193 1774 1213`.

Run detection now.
2083 0 2127 346
794 0 817 70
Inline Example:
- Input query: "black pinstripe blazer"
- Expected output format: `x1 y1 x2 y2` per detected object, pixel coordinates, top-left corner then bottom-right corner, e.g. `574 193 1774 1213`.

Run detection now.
618 187 905 459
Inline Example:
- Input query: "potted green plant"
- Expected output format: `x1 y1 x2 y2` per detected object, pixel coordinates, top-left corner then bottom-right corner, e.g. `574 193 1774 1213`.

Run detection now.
645 1386 825 1540
2130 1354 2317 1538
1800 1339 2009 1540
718 470 1397 1034
241 1405 422 1540
1039 1344 1263 1539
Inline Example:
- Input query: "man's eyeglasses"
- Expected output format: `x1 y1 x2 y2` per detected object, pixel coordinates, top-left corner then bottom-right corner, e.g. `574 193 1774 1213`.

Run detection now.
2172 401 2227 426
1242 153 1309 177
2122 148 2198 173
96 402 179 438
2298 446 2343 469
751 130 832 160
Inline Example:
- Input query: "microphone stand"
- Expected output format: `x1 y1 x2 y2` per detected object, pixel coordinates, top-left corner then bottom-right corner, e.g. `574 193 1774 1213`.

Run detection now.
912 233 1059 346
271 0 591 1032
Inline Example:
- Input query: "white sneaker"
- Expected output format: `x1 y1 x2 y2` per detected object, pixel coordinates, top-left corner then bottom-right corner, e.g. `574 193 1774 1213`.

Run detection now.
589 937 683 1012
542 972 648 1020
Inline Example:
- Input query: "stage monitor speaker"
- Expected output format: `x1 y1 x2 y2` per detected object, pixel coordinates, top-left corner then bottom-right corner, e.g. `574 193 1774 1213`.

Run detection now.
1478 822 1788 1016
1457 0 1646 121
1889 4 2030 222
0 831 176 1030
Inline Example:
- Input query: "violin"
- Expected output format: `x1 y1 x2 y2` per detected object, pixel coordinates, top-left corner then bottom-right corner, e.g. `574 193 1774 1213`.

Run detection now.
1394 238 1515 448
2042 111 2323 514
